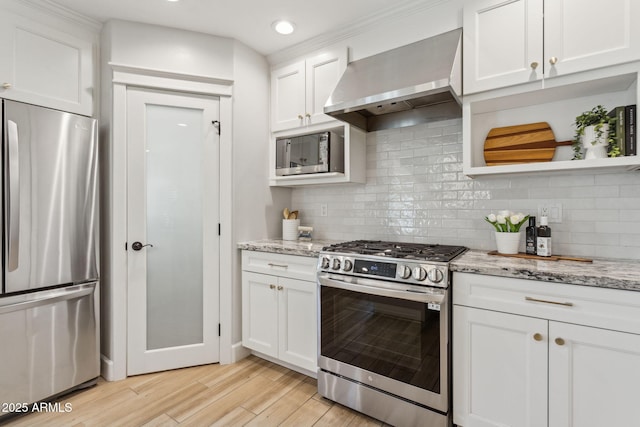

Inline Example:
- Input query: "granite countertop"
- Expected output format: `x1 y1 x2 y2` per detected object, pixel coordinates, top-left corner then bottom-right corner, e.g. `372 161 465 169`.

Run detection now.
237 239 340 258
238 240 640 291
451 250 640 292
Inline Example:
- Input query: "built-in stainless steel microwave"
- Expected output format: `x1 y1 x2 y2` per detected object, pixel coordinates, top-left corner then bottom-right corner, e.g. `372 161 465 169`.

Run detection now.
275 131 344 176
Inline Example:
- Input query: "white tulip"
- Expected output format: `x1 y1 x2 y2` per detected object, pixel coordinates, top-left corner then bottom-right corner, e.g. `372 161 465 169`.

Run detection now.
487 213 497 222
498 210 511 217
510 214 522 224
496 215 506 224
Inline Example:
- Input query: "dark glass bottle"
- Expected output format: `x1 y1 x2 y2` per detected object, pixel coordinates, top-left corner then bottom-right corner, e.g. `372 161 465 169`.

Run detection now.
526 216 537 255
536 216 552 257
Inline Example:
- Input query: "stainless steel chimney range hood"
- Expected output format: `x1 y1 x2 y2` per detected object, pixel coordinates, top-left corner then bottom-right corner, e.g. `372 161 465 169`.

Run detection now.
324 28 462 132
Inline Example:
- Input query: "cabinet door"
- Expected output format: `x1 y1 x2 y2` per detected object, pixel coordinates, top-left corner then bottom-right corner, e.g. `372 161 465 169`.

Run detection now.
0 11 94 116
271 60 306 132
463 0 543 94
549 322 640 427
544 0 640 78
242 272 279 357
305 50 347 126
277 277 317 372
453 306 547 427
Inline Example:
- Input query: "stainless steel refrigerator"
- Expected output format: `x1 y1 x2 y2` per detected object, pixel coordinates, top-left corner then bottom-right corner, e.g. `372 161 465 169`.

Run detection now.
0 99 99 415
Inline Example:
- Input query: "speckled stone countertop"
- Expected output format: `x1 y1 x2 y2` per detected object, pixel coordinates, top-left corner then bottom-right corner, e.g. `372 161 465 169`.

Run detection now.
238 241 640 291
237 239 341 258
451 250 640 292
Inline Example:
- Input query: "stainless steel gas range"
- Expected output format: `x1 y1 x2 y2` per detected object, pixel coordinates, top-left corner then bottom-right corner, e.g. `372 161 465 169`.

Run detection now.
317 240 467 427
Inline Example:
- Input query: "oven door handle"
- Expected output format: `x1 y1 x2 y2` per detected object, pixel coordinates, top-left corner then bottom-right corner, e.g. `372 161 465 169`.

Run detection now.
318 275 445 304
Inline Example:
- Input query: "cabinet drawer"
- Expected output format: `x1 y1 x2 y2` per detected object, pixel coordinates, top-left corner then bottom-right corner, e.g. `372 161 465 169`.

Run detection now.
242 250 317 282
453 272 640 334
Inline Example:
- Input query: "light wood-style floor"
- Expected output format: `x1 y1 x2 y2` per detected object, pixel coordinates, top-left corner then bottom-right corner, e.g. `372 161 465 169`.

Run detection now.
2 355 388 427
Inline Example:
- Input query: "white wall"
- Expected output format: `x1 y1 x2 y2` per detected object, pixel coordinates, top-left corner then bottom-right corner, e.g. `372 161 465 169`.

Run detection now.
231 40 291 345
291 119 640 260
268 0 463 65
107 20 234 79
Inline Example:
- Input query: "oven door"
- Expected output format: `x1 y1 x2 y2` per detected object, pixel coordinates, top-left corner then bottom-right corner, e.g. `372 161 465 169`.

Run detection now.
318 273 449 412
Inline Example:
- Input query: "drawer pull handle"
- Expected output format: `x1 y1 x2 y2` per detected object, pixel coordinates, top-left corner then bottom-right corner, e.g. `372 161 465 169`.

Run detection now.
269 284 276 290
533 333 543 341
555 337 565 346
525 296 573 307
268 263 288 269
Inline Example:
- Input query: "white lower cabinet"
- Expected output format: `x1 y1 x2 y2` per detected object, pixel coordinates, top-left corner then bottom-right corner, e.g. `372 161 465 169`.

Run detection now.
453 272 640 427
241 251 317 373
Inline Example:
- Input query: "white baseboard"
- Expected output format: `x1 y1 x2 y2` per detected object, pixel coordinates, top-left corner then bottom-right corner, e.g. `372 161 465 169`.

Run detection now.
229 341 251 364
100 354 114 381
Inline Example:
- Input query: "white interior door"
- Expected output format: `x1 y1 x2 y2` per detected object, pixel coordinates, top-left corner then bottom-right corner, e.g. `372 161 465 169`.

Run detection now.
126 87 220 375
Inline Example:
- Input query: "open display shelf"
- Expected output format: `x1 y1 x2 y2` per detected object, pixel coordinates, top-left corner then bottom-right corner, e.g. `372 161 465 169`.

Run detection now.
463 63 640 177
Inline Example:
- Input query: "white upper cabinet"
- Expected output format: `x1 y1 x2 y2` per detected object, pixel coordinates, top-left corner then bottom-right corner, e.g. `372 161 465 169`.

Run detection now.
464 0 543 94
0 10 94 116
271 49 347 132
464 0 640 94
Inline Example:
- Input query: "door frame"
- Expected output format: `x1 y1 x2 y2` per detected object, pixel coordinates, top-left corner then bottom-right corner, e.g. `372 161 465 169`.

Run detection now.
125 86 221 375
104 64 234 380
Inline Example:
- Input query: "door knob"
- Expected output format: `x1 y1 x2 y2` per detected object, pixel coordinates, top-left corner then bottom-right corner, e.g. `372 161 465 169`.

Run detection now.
132 241 153 251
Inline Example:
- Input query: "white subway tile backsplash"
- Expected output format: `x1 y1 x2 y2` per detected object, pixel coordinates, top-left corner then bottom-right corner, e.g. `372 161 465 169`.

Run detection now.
291 119 640 260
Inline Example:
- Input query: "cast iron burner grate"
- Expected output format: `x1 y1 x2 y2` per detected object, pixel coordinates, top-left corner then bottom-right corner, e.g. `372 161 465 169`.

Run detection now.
322 240 467 262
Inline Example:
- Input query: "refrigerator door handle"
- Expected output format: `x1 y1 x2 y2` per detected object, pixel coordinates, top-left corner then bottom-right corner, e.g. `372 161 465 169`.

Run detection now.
0 283 95 315
6 119 20 271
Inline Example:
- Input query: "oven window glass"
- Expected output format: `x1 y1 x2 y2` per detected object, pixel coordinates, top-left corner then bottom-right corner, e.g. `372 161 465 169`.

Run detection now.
321 286 440 393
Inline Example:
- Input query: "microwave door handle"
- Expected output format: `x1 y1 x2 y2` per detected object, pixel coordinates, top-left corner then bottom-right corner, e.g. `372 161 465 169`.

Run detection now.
318 275 444 304
6 120 20 272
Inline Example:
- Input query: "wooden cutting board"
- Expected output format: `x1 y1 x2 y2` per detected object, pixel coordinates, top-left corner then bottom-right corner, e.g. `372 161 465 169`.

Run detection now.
483 122 573 166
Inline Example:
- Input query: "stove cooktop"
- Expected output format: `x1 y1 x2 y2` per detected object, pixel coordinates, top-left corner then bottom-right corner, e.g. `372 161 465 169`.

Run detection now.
321 240 467 263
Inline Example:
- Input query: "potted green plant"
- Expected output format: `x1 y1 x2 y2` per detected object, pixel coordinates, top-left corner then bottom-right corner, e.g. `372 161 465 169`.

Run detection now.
572 105 619 160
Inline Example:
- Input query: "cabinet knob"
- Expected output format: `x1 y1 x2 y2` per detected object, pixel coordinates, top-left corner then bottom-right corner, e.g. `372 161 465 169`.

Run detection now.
269 284 276 290
530 61 539 70
297 114 304 120
549 56 558 65
2 83 11 89
277 285 283 291
555 337 565 346
305 113 311 118
533 333 543 341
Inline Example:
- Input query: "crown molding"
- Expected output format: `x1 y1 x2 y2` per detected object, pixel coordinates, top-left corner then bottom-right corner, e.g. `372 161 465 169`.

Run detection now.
15 0 102 32
266 0 451 65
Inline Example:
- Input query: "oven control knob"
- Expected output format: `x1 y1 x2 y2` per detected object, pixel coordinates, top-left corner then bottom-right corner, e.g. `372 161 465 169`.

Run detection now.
398 265 412 279
343 259 353 272
321 257 330 269
332 258 341 270
412 266 427 281
428 268 444 283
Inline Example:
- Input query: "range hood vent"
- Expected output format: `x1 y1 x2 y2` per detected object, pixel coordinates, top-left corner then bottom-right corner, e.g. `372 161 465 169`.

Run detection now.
324 28 462 132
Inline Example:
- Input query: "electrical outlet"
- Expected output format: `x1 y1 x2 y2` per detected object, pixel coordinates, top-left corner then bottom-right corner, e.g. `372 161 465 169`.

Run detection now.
538 203 562 223
538 205 550 219
320 203 328 217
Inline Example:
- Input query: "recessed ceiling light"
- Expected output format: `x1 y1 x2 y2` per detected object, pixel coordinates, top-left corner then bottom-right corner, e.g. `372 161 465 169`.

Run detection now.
167 0 179 2
272 20 295 35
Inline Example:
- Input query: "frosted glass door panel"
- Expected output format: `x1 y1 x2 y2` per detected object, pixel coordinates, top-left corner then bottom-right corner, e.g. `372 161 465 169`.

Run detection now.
145 104 204 350
127 87 219 376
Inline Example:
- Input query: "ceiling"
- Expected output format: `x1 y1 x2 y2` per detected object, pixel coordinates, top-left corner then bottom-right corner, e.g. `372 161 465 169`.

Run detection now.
48 0 423 56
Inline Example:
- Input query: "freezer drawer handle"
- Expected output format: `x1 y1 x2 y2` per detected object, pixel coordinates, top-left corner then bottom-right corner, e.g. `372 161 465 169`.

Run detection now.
0 283 95 315
6 120 20 271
